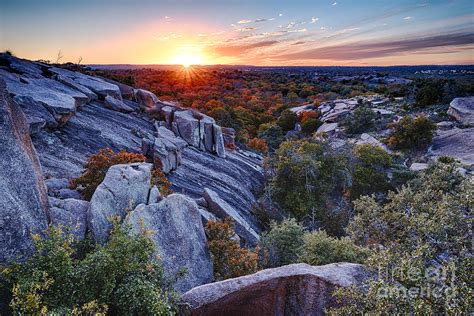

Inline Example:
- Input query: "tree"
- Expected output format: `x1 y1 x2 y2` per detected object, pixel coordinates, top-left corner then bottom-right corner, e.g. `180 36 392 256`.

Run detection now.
259 219 305 267
298 230 369 266
332 162 473 314
1 221 178 315
270 140 350 222
258 124 285 151
386 115 436 150
341 105 376 135
276 109 297 131
350 144 392 199
205 219 259 281
74 149 147 200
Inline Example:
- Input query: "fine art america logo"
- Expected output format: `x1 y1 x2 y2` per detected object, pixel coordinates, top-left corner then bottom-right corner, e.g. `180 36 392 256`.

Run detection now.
376 264 458 302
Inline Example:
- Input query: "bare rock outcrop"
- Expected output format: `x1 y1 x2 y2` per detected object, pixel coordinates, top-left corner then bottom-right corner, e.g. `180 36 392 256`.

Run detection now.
203 188 259 246
88 163 153 242
127 194 213 293
0 79 50 263
448 97 474 126
180 263 370 316
429 127 474 167
49 197 89 240
142 125 188 174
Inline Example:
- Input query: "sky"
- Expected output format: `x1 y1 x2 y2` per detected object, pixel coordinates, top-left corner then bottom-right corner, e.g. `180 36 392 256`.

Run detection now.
1 0 473 66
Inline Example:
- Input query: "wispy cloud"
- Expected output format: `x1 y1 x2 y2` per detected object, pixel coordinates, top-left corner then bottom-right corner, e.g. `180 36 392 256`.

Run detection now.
237 27 256 32
404 16 412 20
332 2 337 6
310 17 319 24
211 40 278 56
237 19 252 24
274 32 474 61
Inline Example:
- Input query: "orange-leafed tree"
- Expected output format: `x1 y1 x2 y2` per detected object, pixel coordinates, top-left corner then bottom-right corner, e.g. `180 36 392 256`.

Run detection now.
205 218 259 280
74 148 147 200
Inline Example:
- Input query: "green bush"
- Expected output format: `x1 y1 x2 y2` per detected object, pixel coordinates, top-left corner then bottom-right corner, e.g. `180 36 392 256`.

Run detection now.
333 162 473 314
341 105 376 135
350 144 392 199
270 140 350 221
258 124 285 151
260 219 305 268
298 231 369 266
276 109 298 131
386 115 436 150
1 221 178 315
301 118 322 135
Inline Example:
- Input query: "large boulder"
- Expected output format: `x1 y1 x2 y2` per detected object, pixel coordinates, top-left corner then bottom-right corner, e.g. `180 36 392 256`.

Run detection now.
180 263 370 316
173 110 225 157
49 197 89 240
1 75 77 125
447 97 474 126
13 95 58 133
0 79 50 263
203 188 259 246
126 194 213 292
21 77 90 107
142 126 188 174
73 77 122 100
104 95 134 113
135 88 159 109
88 163 152 242
429 127 474 167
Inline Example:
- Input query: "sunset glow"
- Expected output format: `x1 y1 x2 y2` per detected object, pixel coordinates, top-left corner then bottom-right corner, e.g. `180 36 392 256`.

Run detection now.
1 0 473 66
174 53 203 68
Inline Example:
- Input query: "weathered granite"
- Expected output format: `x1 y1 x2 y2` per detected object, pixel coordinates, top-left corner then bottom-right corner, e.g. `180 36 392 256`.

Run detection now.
88 163 152 242
0 79 50 263
127 194 213 292
180 263 370 316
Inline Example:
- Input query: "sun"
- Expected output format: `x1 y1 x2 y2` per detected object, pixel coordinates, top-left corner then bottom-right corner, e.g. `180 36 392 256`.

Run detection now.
174 53 202 68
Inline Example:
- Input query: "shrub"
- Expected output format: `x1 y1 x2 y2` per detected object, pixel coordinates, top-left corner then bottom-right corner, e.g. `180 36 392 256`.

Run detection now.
151 169 172 196
415 79 443 107
333 162 473 314
386 115 436 150
205 219 259 280
75 148 147 200
350 144 392 199
258 124 285 151
276 109 298 131
341 105 376 135
1 221 178 315
301 118 322 135
298 111 318 123
247 137 269 154
271 140 350 221
298 230 369 266
259 219 305 268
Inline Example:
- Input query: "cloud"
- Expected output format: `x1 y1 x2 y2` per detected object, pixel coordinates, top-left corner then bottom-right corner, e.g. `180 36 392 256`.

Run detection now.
332 2 337 5
275 32 474 61
237 27 256 32
279 13 283 17
286 22 296 29
404 16 412 20
237 19 252 24
211 40 278 56
310 17 319 24
288 28 307 33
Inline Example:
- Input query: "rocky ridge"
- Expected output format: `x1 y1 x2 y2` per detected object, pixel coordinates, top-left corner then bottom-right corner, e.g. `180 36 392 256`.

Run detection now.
0 54 263 285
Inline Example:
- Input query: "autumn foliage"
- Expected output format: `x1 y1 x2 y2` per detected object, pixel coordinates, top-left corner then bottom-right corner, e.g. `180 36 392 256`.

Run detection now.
247 137 269 154
151 169 172 196
205 218 259 280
